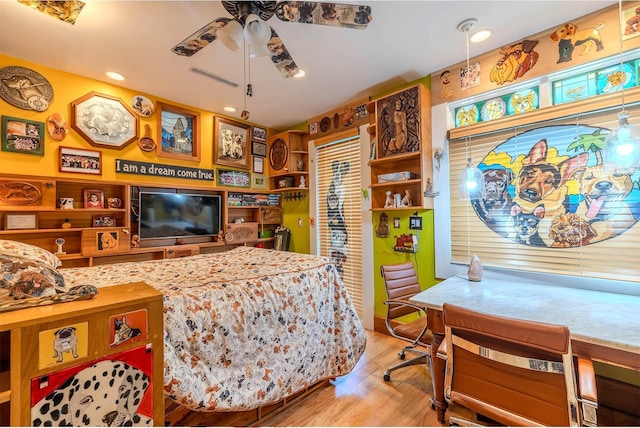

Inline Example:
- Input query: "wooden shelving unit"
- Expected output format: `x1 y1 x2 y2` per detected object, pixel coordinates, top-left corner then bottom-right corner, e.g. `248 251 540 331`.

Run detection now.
0 174 282 267
267 130 309 192
368 84 433 211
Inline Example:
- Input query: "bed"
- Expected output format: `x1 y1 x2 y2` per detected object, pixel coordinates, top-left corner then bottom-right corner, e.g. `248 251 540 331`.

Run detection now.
58 246 367 413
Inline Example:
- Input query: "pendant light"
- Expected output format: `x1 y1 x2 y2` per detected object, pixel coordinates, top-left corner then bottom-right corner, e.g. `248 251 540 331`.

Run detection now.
603 0 640 171
457 19 485 200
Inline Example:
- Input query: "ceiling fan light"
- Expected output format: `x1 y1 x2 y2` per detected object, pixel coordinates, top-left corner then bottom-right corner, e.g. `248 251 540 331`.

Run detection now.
249 42 270 58
219 20 243 53
244 14 271 47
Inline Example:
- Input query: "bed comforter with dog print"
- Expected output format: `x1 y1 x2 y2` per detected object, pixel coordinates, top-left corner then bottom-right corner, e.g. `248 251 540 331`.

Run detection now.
60 246 366 412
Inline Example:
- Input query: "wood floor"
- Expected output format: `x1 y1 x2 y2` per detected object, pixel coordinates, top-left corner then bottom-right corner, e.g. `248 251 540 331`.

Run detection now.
175 329 639 427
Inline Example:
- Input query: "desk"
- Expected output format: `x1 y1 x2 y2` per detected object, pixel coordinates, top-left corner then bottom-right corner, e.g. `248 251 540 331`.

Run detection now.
410 274 640 423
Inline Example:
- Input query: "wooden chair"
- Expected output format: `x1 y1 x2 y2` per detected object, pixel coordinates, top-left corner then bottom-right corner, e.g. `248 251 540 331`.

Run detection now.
380 262 433 382
439 303 598 426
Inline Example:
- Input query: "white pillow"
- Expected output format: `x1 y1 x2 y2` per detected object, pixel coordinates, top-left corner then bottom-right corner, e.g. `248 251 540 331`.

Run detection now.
0 239 61 268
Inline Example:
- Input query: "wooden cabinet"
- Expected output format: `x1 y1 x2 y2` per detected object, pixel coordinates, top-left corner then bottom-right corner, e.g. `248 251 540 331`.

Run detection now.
267 130 308 191
225 192 282 247
0 175 130 267
368 84 433 211
0 282 164 426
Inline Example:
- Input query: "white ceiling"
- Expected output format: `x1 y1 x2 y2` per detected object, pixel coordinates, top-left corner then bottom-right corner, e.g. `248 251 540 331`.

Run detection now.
0 0 616 130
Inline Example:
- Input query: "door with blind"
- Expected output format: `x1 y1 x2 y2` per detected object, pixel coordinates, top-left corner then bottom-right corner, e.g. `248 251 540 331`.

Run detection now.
315 133 363 317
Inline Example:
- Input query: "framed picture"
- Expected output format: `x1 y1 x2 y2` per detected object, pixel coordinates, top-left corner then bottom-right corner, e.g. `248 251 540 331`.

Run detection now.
71 92 138 149
252 141 267 157
216 168 250 188
253 156 264 174
59 146 102 175
4 213 38 230
252 126 266 142
96 230 119 252
1 116 45 156
252 173 267 190
214 116 250 169
92 215 115 227
83 189 104 208
157 102 200 161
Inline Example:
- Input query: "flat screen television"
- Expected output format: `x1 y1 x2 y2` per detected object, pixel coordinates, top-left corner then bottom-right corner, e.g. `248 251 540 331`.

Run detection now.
138 191 221 240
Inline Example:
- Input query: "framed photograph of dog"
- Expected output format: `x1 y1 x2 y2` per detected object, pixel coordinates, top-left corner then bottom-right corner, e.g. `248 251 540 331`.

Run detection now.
1 116 45 156
214 116 251 169
252 126 266 142
156 102 200 162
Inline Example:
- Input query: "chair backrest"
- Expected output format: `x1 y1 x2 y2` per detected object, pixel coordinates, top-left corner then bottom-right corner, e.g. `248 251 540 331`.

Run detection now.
442 303 581 426
380 262 422 320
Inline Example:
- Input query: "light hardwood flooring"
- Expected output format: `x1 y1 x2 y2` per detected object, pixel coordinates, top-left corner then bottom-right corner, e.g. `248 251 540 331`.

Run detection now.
175 329 639 427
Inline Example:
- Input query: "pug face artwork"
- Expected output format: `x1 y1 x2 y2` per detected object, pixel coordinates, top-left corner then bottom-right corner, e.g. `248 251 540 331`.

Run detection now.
53 327 79 363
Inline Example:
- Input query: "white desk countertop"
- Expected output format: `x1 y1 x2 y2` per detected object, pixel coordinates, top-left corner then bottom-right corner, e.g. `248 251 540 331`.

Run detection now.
410 273 640 356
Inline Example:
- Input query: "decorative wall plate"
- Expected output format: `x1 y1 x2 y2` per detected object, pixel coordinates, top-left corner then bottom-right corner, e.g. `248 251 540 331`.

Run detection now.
130 95 155 117
46 112 69 141
0 66 54 112
71 92 138 149
269 138 288 171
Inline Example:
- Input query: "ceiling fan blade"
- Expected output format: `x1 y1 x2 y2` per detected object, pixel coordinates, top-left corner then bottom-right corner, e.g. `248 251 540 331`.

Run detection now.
275 1 372 29
266 27 300 78
171 17 232 57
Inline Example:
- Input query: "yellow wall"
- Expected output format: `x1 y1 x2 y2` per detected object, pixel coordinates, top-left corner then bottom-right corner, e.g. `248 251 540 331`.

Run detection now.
0 54 277 189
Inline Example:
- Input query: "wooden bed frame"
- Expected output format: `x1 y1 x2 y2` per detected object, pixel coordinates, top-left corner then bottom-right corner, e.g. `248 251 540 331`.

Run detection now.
164 379 332 426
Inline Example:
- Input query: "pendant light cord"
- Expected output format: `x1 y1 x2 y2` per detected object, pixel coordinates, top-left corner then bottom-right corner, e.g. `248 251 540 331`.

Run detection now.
618 0 626 113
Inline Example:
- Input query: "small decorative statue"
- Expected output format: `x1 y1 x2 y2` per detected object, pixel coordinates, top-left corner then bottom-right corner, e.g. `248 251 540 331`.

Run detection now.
401 189 412 207
468 254 483 282
55 237 66 255
296 159 304 171
130 234 140 249
376 212 390 238
384 191 394 208
299 176 306 188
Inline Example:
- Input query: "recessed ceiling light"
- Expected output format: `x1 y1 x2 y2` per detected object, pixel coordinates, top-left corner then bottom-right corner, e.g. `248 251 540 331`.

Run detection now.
106 71 125 81
224 106 236 112
470 29 492 43
294 69 306 78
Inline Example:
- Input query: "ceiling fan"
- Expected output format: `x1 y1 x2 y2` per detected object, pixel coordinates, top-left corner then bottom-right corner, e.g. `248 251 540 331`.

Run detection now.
171 1 372 78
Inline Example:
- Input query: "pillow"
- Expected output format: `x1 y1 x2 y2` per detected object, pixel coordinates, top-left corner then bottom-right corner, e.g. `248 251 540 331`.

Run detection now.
0 253 67 300
0 239 61 268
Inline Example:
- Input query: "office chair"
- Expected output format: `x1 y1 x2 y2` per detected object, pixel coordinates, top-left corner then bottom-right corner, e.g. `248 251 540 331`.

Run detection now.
380 262 433 382
439 303 598 427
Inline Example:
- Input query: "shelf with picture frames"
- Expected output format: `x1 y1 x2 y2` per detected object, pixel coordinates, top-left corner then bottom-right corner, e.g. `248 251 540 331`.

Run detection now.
368 84 433 211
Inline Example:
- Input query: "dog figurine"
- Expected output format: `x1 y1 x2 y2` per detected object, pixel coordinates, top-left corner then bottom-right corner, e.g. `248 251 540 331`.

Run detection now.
549 22 604 63
53 327 79 362
511 204 546 246
110 315 142 346
549 213 598 247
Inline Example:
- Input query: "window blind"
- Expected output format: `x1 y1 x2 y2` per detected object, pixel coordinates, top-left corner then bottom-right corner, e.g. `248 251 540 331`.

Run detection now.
450 105 640 283
316 133 363 317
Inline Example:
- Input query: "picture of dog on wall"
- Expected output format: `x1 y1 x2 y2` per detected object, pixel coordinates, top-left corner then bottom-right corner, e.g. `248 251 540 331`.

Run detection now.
469 124 640 247
549 21 604 64
326 160 350 278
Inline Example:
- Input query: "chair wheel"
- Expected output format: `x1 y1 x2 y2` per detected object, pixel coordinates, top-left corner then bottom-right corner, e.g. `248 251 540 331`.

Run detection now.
398 351 406 360
383 371 391 381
